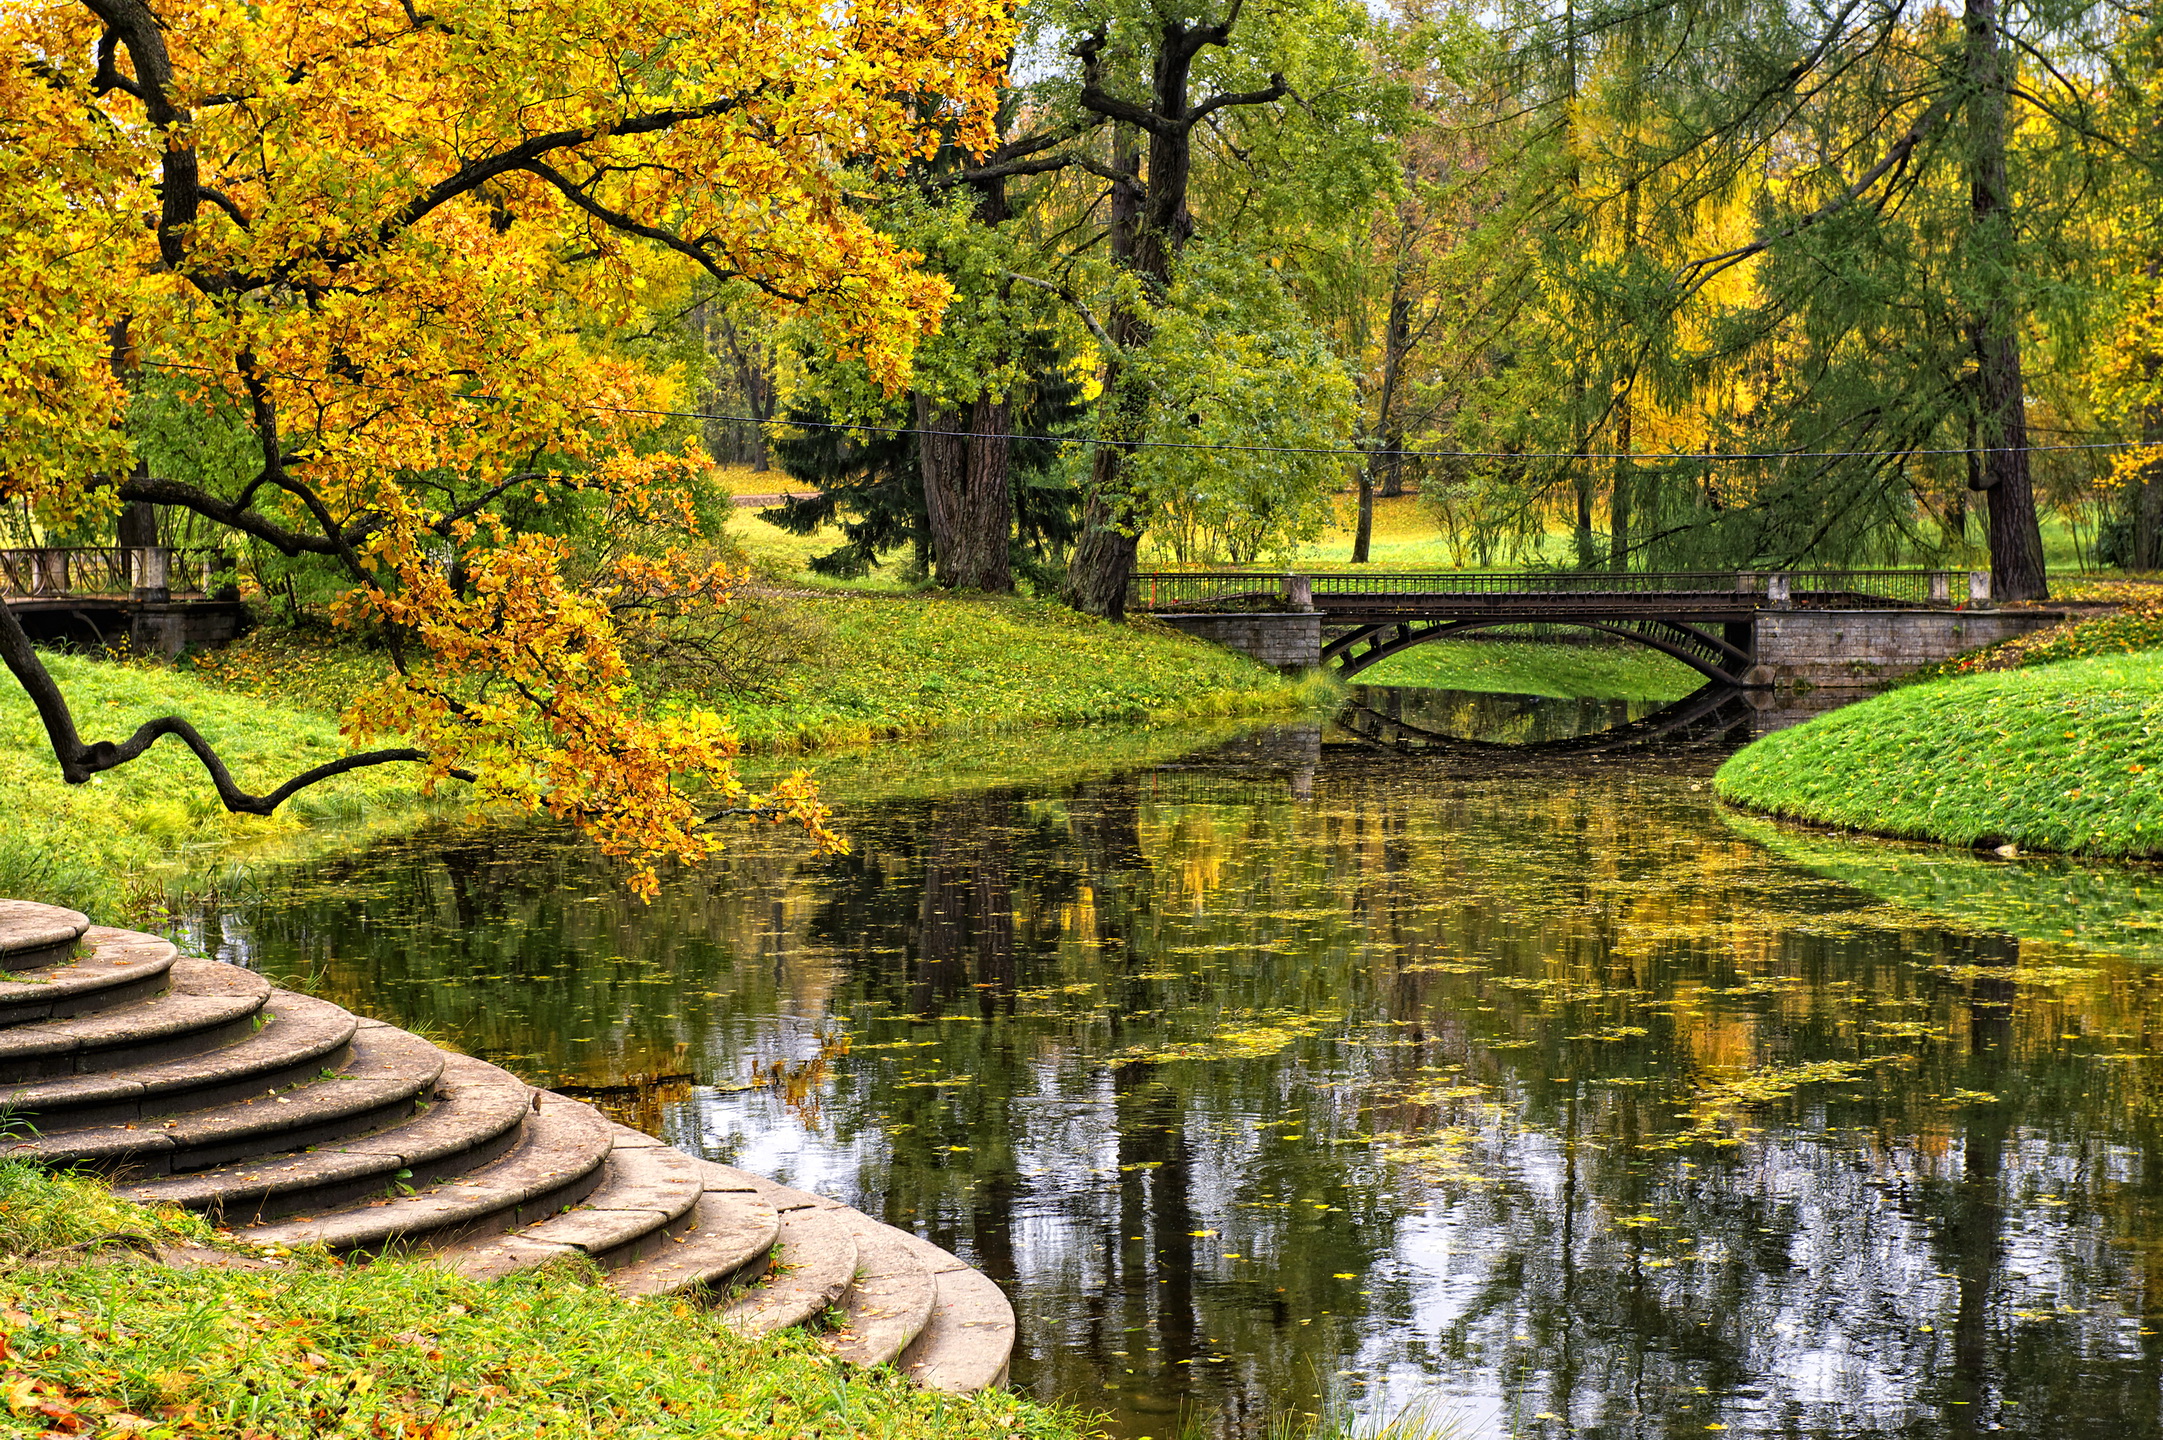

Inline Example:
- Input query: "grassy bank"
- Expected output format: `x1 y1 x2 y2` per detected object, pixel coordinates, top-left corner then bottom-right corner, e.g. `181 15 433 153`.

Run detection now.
1715 651 2163 858
0 651 439 920
0 1163 1084 1440
191 592 1323 756
716 592 1324 752
1353 638 1701 700
2 592 1320 916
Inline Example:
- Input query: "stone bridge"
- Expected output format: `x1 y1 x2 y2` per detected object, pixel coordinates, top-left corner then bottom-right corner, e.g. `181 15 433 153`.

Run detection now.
1139 568 2066 688
2 546 250 655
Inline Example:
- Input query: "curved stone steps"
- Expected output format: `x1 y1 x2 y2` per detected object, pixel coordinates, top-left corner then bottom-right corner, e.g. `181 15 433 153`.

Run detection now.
0 929 177 1027
0 901 91 973
3 990 358 1128
828 1216 938 1368
237 1091 614 1254
10 1022 446 1179
0 960 269 1081
0 902 1016 1391
121 1050 538 1225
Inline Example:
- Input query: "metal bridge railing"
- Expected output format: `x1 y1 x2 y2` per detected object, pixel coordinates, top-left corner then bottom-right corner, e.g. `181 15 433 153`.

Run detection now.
0 547 234 601
1132 568 1990 611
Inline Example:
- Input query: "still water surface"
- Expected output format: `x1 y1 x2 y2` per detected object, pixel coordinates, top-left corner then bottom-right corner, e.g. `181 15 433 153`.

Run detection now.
191 693 2163 1438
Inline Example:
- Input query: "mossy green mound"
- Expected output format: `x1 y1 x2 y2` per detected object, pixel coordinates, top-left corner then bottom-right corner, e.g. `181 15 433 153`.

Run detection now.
1715 652 2163 858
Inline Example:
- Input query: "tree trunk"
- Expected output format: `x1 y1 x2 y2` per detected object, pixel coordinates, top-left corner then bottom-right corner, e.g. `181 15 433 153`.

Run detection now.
1964 0 2048 600
1352 464 1374 563
914 394 1015 592
1066 19 1279 618
116 498 158 548
1066 127 1152 618
950 397 1014 591
915 392 964 576
2137 405 2163 572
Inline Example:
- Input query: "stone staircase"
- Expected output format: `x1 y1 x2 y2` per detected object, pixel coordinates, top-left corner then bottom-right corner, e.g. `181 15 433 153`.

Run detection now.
0 901 1013 1393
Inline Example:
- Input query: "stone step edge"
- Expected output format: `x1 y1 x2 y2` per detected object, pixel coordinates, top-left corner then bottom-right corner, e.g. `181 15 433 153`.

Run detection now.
0 959 271 1082
692 1160 1011 1387
438 1128 706 1279
0 928 177 1028
0 901 92 974
236 1089 614 1254
1 990 359 1128
826 1215 937 1370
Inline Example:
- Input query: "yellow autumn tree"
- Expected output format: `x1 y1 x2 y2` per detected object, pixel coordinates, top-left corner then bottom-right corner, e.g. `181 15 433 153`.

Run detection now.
0 0 1012 891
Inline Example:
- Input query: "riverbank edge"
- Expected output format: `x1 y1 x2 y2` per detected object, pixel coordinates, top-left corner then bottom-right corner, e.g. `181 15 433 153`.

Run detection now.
4 595 1340 921
1712 650 2163 861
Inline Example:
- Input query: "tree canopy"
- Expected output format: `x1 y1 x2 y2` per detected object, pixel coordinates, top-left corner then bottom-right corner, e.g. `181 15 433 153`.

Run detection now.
1 0 1011 891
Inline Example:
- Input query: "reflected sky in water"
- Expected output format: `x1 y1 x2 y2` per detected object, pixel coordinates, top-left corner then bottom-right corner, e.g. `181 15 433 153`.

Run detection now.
188 702 2163 1439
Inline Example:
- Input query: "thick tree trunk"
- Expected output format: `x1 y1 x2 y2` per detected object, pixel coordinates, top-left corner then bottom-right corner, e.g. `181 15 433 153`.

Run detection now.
1964 0 2048 600
914 394 1015 592
916 392 964 574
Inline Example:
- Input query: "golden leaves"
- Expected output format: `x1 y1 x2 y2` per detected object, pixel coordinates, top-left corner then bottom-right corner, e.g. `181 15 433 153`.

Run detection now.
3 0 997 886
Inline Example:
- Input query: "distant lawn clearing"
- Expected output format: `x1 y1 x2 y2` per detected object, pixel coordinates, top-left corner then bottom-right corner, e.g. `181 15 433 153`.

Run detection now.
1354 638 1703 701
1716 651 2163 858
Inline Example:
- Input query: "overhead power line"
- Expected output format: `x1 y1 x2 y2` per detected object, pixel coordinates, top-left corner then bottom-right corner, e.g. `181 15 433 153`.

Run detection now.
137 358 2138 464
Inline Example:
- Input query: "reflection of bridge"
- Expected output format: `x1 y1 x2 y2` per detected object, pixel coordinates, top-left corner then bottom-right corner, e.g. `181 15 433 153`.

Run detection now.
1138 569 2063 688
2 546 250 654
1334 683 1760 758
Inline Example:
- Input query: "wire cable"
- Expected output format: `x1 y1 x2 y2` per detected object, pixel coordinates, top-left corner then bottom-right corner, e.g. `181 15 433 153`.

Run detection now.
136 358 2140 465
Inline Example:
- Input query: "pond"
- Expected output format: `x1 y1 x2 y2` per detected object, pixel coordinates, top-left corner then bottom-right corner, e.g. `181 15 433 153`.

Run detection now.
187 693 2163 1439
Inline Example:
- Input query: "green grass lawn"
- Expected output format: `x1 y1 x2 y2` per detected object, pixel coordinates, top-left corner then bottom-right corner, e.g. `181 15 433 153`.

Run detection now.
719 591 1324 752
0 651 438 919
1353 638 1702 700
0 1163 1084 1440
1715 651 2163 858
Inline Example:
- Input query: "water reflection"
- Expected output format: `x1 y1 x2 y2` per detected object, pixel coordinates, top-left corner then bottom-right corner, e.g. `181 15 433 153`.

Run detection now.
193 722 2163 1439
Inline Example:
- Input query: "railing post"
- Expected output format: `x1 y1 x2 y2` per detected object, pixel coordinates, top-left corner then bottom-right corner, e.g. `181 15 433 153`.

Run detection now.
1284 574 1314 613
1929 570 1951 605
1734 571 1758 593
1767 572 1792 610
1967 570 1992 608
132 546 171 603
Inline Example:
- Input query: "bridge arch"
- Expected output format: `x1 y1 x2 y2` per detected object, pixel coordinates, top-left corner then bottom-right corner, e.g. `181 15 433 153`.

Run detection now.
1322 616 1751 689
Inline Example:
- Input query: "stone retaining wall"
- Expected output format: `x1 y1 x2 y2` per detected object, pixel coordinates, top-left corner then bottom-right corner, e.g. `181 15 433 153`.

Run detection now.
1746 608 2065 689
1155 612 1321 671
